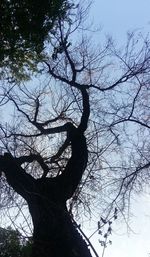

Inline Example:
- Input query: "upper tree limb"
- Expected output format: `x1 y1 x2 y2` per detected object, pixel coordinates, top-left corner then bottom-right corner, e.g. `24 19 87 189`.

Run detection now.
0 153 36 201
57 88 90 199
58 126 88 199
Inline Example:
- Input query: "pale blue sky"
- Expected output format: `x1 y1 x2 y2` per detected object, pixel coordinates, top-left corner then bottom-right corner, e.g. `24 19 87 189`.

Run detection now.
87 1 150 257
91 0 150 40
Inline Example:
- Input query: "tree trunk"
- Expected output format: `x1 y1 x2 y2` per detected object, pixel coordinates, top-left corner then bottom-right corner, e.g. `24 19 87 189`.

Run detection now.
31 214 92 257
28 179 92 257
1 123 91 257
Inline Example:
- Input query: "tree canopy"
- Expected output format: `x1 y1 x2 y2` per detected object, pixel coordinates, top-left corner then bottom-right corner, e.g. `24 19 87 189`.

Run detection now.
0 0 73 81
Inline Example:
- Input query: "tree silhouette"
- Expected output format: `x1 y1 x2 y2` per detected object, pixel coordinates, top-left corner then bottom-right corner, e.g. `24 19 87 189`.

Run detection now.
0 3 150 257
0 88 92 256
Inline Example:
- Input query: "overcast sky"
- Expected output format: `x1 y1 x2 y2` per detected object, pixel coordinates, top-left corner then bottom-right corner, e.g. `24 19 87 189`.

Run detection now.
88 1 150 257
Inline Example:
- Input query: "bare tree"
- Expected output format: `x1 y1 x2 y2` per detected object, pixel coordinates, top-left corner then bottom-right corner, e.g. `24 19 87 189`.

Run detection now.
0 3 150 257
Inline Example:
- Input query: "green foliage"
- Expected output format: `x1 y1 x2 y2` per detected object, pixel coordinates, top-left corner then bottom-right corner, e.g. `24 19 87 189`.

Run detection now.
0 227 32 257
0 0 72 81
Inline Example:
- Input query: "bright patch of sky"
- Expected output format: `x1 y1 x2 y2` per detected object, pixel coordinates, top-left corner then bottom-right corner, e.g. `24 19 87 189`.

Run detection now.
86 1 150 257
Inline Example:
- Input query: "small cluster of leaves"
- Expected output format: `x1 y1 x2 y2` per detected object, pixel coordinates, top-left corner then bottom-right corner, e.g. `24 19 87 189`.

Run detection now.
98 208 118 248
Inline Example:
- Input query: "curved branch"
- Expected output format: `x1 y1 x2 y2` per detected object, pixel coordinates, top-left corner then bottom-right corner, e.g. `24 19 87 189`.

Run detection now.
111 118 150 129
16 154 50 177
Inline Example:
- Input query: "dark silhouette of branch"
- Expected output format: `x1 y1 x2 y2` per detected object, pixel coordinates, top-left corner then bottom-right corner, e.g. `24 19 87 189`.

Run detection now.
78 88 90 132
111 118 150 129
50 137 70 163
33 98 40 122
16 154 50 178
0 153 36 201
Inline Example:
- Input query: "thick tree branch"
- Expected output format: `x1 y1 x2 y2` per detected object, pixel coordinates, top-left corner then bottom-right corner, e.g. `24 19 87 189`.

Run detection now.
34 98 40 122
78 88 90 132
16 154 50 178
0 153 36 201
58 126 88 199
50 137 70 163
